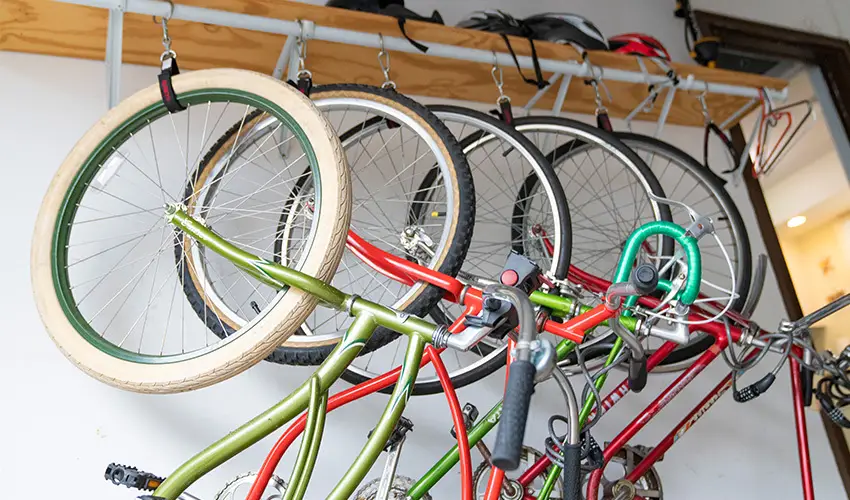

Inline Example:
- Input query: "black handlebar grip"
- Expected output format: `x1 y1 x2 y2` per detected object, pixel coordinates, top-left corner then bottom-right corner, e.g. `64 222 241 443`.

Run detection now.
628 355 648 393
733 373 775 403
492 360 536 471
561 442 582 500
630 264 659 296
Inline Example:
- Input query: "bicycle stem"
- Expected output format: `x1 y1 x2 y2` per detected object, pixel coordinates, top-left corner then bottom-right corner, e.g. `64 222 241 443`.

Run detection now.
484 284 538 362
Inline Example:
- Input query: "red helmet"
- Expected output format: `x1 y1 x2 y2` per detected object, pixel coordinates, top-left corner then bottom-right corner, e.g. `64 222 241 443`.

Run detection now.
609 33 671 60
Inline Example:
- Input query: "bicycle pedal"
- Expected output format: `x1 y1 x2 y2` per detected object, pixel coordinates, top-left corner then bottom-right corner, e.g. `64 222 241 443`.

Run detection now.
368 416 414 452
105 463 164 492
450 403 479 438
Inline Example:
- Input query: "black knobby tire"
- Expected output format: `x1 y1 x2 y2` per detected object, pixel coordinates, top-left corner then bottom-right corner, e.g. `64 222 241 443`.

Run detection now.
178 84 475 366
341 105 570 395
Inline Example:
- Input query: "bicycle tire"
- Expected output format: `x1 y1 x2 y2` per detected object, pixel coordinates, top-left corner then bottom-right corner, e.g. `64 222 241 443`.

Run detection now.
32 69 351 393
514 116 676 274
616 132 752 369
177 84 475 366
341 105 571 395
512 116 677 374
617 132 752 310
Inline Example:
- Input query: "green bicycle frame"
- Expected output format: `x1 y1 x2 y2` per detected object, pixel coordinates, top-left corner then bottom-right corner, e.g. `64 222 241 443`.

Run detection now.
154 208 435 500
161 207 702 500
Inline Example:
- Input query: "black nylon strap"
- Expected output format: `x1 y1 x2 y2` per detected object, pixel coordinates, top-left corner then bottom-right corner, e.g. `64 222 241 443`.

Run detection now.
158 57 185 113
499 99 514 126
285 76 313 96
489 99 515 127
500 34 549 90
397 18 429 53
596 112 613 132
296 75 313 96
703 122 739 177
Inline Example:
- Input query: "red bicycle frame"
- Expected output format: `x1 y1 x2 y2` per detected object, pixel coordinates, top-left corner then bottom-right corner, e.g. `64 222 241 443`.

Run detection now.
246 231 616 499
538 230 814 498
250 229 815 500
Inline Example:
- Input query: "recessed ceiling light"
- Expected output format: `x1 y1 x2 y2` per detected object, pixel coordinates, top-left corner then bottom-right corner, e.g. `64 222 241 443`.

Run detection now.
787 215 807 228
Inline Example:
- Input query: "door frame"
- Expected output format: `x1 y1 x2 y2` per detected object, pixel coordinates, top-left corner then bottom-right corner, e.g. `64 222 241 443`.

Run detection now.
696 10 850 497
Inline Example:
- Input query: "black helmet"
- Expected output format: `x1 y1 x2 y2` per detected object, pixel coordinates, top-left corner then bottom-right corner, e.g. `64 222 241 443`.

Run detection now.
458 10 608 51
325 0 443 24
522 13 608 50
456 10 528 37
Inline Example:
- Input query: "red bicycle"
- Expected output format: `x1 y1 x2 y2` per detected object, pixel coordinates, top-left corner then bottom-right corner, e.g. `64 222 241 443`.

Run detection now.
239 222 849 500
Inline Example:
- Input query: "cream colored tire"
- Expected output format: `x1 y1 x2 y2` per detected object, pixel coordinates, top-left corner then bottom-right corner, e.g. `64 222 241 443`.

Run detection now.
31 69 351 393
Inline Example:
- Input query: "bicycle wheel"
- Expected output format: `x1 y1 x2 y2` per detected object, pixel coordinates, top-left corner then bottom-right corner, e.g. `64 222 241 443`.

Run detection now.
342 105 570 394
617 132 752 369
178 84 474 366
513 116 674 374
514 116 674 280
31 69 351 393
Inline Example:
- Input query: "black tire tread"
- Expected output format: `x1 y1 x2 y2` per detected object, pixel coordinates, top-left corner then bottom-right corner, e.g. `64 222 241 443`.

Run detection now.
179 84 475 366
341 105 569 395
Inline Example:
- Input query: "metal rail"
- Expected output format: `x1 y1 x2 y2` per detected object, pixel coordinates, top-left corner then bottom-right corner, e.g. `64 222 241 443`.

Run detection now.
60 0 787 112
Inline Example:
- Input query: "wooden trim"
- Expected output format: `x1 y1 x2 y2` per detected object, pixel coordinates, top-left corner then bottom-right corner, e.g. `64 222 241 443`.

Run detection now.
714 9 850 491
0 0 786 127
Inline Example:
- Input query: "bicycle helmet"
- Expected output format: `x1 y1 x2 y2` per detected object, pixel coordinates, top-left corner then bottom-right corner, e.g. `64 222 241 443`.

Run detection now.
609 33 671 60
458 11 607 51
325 0 443 24
456 10 527 37
523 13 608 50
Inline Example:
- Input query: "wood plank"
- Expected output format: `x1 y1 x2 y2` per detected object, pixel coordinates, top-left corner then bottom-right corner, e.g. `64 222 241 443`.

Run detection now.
1 0 786 127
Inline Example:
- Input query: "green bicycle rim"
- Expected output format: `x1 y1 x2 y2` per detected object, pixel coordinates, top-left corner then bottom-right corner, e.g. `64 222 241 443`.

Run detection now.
51 89 319 364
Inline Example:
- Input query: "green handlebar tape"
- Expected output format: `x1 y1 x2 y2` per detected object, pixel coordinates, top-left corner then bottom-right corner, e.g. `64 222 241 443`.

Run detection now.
613 221 702 305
